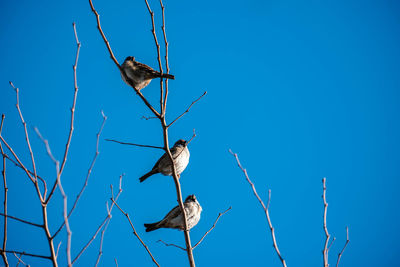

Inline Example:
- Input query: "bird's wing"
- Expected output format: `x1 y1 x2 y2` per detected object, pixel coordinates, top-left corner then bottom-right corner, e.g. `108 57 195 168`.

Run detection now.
152 152 167 170
162 205 181 221
135 61 160 76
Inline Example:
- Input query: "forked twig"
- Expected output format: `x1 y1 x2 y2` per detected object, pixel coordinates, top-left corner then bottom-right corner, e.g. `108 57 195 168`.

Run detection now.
157 240 185 251
167 91 207 128
111 198 160 267
53 111 107 239
46 22 81 203
193 206 231 249
229 150 287 267
72 174 123 264
336 227 349 267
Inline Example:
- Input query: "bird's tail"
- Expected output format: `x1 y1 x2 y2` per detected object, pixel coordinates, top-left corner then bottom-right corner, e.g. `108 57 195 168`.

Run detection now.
139 169 158 183
144 222 161 232
161 73 175 80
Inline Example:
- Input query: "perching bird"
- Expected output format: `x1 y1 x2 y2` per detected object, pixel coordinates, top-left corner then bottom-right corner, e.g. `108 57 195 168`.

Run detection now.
139 139 190 183
144 195 202 232
121 56 175 90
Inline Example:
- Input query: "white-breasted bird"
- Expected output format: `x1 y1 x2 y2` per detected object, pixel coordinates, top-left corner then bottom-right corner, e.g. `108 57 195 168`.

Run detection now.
121 56 174 90
144 195 202 232
139 139 190 183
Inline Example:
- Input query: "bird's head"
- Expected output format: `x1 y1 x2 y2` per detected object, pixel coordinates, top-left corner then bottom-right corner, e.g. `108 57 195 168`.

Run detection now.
185 195 197 203
124 56 135 62
174 139 187 147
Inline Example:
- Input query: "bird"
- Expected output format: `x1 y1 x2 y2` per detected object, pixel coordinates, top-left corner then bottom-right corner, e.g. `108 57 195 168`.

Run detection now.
120 56 175 90
144 195 202 232
139 139 190 183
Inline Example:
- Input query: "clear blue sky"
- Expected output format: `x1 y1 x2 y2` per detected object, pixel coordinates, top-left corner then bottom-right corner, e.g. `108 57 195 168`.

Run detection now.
1 0 400 266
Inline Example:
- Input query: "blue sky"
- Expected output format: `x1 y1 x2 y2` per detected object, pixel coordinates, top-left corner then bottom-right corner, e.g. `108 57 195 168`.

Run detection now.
1 0 400 266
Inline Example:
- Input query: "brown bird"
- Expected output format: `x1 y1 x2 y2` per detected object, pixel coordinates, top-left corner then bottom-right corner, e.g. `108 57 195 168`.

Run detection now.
144 195 202 232
121 56 174 90
139 139 190 183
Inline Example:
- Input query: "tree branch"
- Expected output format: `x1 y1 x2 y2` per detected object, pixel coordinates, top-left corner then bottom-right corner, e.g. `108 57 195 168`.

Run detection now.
157 240 185 251
336 227 349 267
111 198 160 267
52 111 107 239
0 213 42 228
0 115 9 267
167 91 207 128
46 22 81 204
322 178 330 267
34 128 70 266
105 139 164 150
88 0 161 118
0 250 50 260
72 174 123 264
193 206 231 249
229 150 287 267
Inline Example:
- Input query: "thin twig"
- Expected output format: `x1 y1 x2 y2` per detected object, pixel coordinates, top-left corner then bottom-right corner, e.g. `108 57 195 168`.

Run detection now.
327 237 336 253
0 213 42 228
141 115 158 121
105 139 164 150
72 174 123 264
13 252 29 267
336 227 349 267
46 22 81 204
229 150 287 267
187 129 197 146
52 111 107 239
9 82 42 200
143 0 164 115
167 91 207 128
159 0 169 114
114 258 118 267
193 206 232 249
55 242 62 259
0 250 50 260
88 0 161 118
322 178 330 267
0 115 9 267
111 198 160 267
34 128 71 267
157 240 185 251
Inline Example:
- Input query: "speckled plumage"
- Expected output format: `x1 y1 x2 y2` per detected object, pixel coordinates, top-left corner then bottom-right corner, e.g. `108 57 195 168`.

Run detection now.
121 56 174 90
139 139 190 183
144 195 202 232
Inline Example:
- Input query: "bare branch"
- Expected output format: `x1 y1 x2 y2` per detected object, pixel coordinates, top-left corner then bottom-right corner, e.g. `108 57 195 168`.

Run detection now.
9 82 42 201
193 206 231 249
34 128 71 266
13 252 29 267
105 139 164 150
157 240 185 251
159 0 170 114
53 111 107 239
328 237 336 253
88 0 120 69
46 22 82 203
114 258 118 267
167 91 207 128
72 174 123 264
0 115 9 267
55 242 62 259
111 198 160 267
143 0 164 114
322 178 330 267
88 0 161 118
0 213 42 228
229 150 287 267
141 115 158 121
336 227 349 267
0 250 50 260
187 129 197 146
